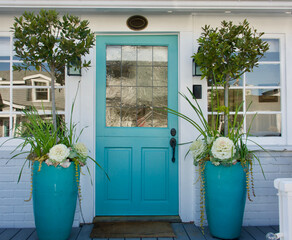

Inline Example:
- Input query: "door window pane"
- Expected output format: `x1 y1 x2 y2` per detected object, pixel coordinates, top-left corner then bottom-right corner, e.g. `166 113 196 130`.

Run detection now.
106 45 168 128
137 46 152 66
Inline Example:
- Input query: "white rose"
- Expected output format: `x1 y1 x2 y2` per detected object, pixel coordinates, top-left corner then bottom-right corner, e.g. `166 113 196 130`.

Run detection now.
48 144 70 163
189 139 206 160
74 142 88 158
211 137 235 160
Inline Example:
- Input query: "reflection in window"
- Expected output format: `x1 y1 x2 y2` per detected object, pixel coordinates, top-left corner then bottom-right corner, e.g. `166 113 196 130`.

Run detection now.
106 45 168 128
0 36 65 137
207 39 282 137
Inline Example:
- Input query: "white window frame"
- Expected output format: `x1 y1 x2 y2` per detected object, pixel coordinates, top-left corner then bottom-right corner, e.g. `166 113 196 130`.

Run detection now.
207 34 286 146
0 32 66 144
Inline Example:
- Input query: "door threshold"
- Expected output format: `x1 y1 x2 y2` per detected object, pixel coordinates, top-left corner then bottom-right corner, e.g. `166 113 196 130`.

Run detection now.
93 215 182 223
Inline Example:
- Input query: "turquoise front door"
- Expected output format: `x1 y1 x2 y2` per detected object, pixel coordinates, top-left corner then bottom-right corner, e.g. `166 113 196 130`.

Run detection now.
95 35 178 215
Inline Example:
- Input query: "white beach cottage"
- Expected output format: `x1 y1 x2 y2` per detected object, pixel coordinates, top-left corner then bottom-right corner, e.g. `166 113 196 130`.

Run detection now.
0 0 292 228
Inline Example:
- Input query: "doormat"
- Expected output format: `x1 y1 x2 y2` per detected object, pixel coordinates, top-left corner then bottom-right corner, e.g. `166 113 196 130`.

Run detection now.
90 221 176 238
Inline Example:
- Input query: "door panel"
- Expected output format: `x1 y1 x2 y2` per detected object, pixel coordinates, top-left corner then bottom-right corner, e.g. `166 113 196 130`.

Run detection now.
96 35 178 216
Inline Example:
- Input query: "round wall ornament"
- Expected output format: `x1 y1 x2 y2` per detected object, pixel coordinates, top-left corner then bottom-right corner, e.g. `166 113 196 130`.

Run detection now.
127 15 148 31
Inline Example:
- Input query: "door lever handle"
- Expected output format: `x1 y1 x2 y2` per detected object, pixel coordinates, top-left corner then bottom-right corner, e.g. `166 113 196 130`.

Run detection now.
170 138 177 163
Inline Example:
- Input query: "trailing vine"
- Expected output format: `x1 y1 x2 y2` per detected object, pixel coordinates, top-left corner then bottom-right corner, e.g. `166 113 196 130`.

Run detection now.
198 160 206 232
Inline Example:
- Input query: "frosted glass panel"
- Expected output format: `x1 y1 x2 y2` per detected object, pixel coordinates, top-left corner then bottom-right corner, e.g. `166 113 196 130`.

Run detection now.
106 45 168 128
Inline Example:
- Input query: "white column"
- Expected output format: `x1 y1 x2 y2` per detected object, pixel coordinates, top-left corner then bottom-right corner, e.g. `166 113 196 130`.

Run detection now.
274 178 292 240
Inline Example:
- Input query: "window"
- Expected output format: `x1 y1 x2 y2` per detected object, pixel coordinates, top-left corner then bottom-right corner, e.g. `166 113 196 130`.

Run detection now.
208 38 283 141
0 35 65 138
31 77 51 102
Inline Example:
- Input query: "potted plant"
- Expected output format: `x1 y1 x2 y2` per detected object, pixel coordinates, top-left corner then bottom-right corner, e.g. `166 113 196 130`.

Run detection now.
168 19 269 239
6 10 96 240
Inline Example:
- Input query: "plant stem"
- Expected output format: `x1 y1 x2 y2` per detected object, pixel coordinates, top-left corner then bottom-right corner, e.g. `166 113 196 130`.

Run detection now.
50 65 57 132
224 75 230 136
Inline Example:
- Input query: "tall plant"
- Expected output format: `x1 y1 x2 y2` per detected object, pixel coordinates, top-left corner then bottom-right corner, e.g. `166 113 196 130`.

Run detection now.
12 9 95 131
193 19 269 136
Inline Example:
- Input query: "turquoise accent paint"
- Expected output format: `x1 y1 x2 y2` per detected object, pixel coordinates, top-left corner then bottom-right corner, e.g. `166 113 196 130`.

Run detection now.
204 162 247 239
95 35 178 216
32 162 79 240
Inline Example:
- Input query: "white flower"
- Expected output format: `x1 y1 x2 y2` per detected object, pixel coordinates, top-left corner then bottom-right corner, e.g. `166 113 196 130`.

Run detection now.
212 161 220 166
60 159 71 168
211 137 235 160
48 144 70 163
74 142 88 158
189 139 206 160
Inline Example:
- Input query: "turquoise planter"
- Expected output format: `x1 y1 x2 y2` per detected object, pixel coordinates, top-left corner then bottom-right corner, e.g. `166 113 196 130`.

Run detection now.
32 161 79 240
204 161 247 239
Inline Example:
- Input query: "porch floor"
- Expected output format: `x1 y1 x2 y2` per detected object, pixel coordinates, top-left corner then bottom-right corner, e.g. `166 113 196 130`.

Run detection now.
0 223 279 240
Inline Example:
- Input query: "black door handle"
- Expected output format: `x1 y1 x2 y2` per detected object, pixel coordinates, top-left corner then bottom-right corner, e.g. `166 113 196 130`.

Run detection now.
170 138 177 163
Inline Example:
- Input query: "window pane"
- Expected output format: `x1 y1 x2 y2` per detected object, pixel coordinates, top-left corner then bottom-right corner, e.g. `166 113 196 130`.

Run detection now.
0 89 10 112
0 116 10 137
208 114 243 135
137 46 152 66
137 66 152 86
137 107 153 127
137 87 152 106
246 114 281 137
122 46 136 65
0 63 10 82
121 107 136 127
121 64 136 86
0 37 10 60
106 63 121 86
106 46 121 61
153 87 167 108
261 39 280 62
14 114 65 137
121 87 136 107
246 88 280 111
106 87 121 107
153 47 168 66
55 88 65 111
208 89 243 112
245 64 280 87
207 77 243 87
106 107 121 127
153 67 167 86
153 108 167 128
